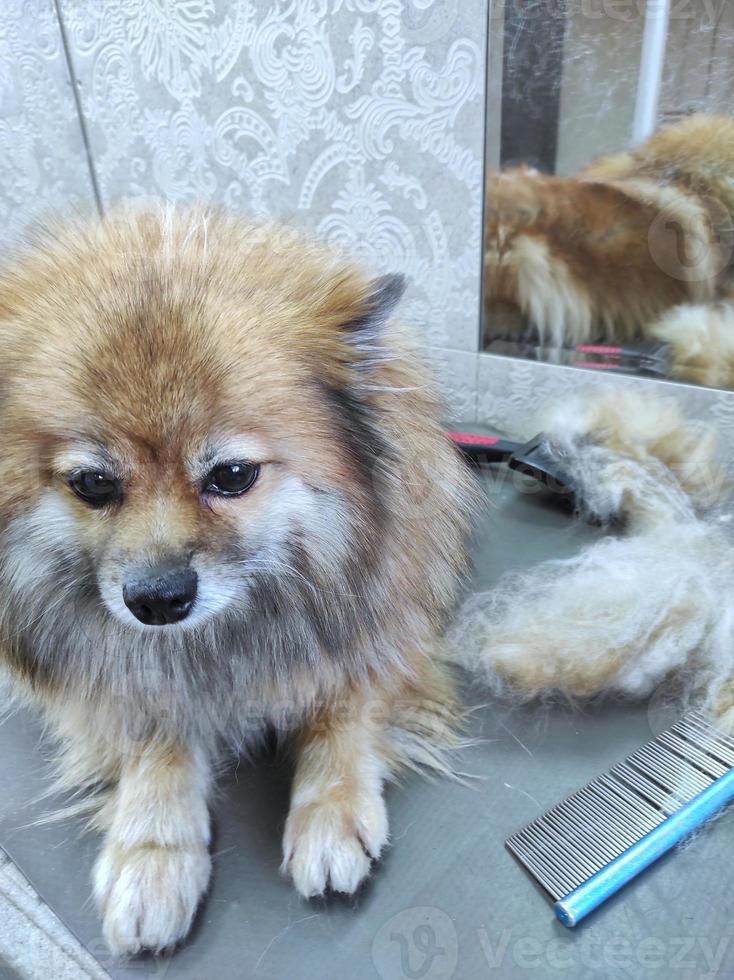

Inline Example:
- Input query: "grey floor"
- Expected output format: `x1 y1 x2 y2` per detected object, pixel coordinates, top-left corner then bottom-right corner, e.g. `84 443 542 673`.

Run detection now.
1 468 733 979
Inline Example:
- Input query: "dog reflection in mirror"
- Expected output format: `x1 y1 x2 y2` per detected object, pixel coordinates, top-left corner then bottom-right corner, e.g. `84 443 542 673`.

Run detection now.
484 113 734 376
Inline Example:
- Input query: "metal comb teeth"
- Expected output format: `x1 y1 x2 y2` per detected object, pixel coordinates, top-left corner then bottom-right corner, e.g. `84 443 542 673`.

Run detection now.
506 711 734 901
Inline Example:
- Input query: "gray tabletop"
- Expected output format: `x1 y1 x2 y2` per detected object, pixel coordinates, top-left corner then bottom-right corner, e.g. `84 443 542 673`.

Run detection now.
1 467 732 980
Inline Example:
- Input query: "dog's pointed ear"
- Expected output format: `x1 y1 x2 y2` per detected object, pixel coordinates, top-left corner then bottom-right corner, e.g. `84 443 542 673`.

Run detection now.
344 274 406 355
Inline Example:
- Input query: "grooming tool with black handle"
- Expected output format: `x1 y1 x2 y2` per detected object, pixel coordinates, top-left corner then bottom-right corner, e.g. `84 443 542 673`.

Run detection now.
448 430 574 502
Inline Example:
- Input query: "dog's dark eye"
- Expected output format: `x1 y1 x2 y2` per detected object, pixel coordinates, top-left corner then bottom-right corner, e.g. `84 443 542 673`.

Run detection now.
204 462 260 496
69 471 121 507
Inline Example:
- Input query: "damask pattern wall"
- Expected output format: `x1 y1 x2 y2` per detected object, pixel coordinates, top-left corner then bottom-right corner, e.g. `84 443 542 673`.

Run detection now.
0 2 96 242
1 0 487 420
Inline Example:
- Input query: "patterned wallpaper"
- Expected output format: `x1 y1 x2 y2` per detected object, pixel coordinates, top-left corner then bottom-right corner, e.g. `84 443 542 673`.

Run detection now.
0 0 96 246
2 1 733 447
56 0 487 356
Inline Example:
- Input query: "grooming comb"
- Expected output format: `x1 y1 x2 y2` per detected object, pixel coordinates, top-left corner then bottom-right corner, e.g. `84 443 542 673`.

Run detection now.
506 711 734 927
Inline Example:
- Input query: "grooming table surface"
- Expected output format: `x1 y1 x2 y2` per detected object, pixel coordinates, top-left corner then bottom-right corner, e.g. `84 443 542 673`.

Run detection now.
2 468 733 980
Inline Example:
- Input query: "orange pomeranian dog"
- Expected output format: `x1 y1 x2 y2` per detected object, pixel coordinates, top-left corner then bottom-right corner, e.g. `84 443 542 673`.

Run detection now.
484 114 734 350
0 208 476 955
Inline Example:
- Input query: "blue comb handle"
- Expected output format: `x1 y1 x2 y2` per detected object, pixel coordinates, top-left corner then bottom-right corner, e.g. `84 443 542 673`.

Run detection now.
555 766 734 927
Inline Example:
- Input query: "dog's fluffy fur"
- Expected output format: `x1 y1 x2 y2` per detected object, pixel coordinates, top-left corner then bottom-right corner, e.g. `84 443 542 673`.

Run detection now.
516 388 725 516
650 299 734 390
484 114 734 350
450 388 734 726
0 207 477 955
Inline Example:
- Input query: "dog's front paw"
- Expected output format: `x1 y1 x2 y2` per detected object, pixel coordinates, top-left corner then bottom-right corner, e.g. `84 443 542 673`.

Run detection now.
93 841 211 956
282 792 388 898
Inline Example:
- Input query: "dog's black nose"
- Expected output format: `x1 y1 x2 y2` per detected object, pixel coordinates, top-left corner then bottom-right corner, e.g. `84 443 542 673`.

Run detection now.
123 565 198 626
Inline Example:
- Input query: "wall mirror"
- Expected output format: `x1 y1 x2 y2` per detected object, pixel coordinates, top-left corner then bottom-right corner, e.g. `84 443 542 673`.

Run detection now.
482 0 734 392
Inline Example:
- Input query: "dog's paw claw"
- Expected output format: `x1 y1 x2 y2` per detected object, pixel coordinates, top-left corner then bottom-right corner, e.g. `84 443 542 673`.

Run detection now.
93 842 211 956
282 795 388 898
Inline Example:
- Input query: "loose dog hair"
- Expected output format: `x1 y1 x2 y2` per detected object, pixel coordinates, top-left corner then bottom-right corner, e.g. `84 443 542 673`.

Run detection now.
450 388 734 727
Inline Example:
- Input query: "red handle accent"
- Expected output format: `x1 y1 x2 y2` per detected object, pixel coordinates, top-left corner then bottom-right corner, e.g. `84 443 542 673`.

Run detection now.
448 431 501 447
575 344 623 355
